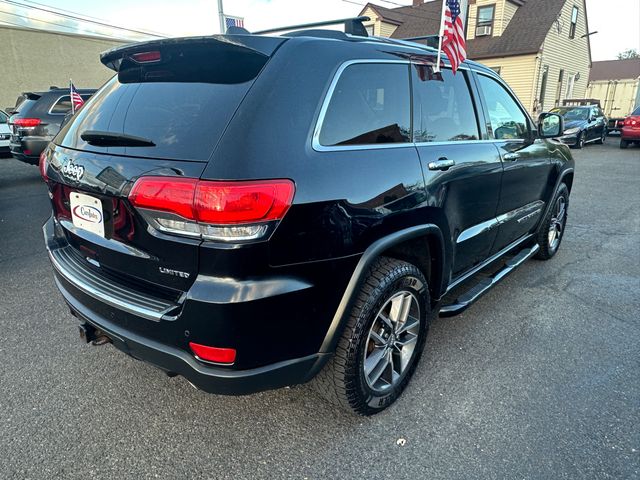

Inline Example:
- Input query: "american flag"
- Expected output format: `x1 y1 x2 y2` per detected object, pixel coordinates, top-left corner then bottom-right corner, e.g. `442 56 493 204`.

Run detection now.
225 16 244 29
440 0 467 74
70 82 84 113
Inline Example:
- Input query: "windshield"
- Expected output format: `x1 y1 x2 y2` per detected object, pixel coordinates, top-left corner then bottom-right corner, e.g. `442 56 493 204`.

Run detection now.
551 107 589 121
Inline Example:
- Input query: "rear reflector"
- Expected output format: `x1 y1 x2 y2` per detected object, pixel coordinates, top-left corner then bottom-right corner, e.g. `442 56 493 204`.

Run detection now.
189 342 236 364
13 118 41 127
128 177 295 241
39 151 48 181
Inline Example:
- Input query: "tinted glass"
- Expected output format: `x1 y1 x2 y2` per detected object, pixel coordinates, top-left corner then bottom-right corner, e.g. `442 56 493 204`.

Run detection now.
50 96 73 114
58 77 253 161
319 63 411 146
13 98 37 115
0 111 7 123
477 75 529 140
632 106 640 116
412 65 479 142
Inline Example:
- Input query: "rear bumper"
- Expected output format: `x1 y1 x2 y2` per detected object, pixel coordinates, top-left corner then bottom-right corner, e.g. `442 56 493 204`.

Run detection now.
43 216 338 395
10 136 49 164
621 127 640 141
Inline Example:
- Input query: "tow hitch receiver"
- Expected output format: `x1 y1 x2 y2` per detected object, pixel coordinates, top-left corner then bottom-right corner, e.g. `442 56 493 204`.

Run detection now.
78 323 111 346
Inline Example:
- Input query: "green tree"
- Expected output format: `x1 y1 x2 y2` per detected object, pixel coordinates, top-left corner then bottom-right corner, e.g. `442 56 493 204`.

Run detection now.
617 49 639 60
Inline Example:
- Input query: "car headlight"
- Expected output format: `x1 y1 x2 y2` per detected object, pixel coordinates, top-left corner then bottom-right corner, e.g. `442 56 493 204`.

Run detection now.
563 127 580 135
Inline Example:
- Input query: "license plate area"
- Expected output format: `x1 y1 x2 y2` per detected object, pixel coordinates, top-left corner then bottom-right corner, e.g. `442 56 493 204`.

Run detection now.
70 192 106 237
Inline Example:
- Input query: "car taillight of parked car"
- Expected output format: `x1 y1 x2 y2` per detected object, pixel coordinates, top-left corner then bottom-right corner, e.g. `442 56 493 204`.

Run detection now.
624 117 639 127
128 177 295 242
12 118 41 128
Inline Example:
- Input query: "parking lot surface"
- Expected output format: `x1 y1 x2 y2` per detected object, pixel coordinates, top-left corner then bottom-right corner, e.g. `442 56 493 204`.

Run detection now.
0 141 638 479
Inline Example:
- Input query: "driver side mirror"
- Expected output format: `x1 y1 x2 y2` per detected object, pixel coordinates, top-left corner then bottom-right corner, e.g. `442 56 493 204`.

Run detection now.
538 112 564 138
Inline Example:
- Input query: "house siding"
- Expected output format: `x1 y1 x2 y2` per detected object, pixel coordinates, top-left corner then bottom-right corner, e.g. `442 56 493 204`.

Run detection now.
533 0 591 113
467 0 511 40
361 6 398 37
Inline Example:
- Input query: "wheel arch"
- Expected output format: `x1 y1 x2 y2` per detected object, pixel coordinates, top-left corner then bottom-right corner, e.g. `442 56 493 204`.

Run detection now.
318 224 445 354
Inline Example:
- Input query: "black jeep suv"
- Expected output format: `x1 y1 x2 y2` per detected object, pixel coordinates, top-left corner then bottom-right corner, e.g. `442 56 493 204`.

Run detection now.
8 87 95 165
41 29 573 415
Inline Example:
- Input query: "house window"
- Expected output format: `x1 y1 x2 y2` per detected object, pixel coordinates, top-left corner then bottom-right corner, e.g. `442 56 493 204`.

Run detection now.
539 66 549 112
566 73 576 98
475 5 495 36
555 69 564 106
569 6 579 39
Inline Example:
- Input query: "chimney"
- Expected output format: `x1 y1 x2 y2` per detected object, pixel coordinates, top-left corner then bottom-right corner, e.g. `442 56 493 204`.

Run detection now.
413 0 423 6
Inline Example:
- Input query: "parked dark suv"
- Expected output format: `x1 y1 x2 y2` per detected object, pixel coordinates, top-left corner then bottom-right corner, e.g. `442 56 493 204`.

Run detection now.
41 28 573 415
8 87 95 164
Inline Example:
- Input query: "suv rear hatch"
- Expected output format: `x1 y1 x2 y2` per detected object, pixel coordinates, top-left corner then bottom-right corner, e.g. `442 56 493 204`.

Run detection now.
45 35 285 296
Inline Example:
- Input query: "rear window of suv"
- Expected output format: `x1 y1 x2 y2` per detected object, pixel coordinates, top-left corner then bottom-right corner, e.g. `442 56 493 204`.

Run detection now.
57 76 253 162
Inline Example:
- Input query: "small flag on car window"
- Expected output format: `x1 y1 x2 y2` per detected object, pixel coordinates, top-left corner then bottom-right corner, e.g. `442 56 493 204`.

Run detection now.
70 81 84 114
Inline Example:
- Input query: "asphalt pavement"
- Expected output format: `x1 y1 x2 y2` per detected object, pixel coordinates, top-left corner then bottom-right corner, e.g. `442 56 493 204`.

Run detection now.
0 140 638 479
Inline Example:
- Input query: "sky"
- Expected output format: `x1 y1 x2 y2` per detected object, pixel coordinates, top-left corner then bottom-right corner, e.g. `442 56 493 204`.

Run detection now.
0 0 638 61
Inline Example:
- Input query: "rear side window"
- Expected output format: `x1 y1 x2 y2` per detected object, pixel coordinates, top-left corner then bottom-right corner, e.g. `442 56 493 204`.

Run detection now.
412 65 479 142
49 95 92 114
319 63 411 146
633 106 640 116
476 74 529 140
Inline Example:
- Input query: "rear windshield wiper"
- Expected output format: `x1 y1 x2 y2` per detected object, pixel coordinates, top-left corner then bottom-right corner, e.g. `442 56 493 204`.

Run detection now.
81 130 155 147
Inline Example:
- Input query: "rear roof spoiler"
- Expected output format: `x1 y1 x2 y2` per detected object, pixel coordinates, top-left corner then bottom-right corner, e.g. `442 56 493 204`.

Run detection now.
100 35 285 72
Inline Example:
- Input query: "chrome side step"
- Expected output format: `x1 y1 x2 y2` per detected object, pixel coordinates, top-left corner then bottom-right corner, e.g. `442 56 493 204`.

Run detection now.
439 243 540 317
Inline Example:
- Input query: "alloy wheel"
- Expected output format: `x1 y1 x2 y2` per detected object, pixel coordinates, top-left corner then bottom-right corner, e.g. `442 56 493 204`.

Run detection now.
548 196 566 251
363 291 421 393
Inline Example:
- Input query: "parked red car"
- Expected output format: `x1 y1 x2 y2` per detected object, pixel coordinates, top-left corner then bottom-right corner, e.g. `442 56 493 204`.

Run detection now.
620 105 640 149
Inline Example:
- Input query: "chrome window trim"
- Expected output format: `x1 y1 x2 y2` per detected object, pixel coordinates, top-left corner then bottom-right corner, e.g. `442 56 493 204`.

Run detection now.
48 95 72 115
312 59 413 153
311 59 489 153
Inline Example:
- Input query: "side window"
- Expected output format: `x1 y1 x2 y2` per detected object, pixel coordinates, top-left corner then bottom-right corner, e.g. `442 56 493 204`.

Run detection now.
50 96 73 114
318 63 411 147
477 74 529 140
412 65 479 142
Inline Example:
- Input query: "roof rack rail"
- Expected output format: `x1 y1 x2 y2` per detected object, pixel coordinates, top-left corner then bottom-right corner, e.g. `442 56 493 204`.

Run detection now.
401 35 440 47
254 16 370 36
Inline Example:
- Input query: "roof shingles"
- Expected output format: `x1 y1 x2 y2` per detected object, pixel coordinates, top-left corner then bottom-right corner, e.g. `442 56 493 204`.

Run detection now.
362 0 567 60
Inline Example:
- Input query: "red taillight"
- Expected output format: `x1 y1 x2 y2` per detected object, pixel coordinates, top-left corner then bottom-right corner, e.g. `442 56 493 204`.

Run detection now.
128 177 197 219
131 51 161 63
13 118 41 127
624 116 640 127
128 177 295 241
194 180 295 224
189 342 236 364
39 151 48 181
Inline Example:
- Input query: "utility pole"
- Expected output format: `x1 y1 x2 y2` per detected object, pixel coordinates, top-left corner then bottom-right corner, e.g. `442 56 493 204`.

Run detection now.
217 0 225 34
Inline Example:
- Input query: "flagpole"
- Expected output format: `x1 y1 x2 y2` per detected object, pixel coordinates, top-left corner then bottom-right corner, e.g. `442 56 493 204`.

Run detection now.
434 0 447 73
217 0 225 34
70 79 74 115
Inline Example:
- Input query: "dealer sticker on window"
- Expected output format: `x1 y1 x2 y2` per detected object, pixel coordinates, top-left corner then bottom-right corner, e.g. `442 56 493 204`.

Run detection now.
70 192 105 238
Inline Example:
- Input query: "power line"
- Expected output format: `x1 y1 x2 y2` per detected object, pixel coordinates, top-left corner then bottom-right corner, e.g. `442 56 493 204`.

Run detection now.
342 0 441 24
0 0 168 38
0 8 135 39
18 0 168 37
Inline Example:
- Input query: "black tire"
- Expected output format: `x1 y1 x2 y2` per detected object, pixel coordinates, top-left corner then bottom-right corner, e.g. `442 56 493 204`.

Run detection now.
312 257 430 416
535 183 569 260
620 139 629 149
572 132 585 149
595 129 606 144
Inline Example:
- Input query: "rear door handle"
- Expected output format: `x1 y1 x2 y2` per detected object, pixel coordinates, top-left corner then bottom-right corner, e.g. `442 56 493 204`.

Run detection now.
503 152 520 161
428 158 455 171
